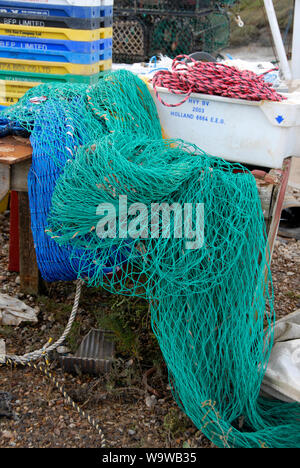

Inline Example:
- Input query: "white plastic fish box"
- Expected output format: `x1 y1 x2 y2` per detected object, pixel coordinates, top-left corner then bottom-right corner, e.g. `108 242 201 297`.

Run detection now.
149 86 300 169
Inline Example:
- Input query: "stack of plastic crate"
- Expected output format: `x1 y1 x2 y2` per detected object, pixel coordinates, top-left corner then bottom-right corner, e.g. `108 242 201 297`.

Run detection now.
0 0 113 109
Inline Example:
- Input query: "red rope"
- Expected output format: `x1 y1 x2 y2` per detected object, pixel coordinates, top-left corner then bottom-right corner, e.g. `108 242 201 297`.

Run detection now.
152 55 285 107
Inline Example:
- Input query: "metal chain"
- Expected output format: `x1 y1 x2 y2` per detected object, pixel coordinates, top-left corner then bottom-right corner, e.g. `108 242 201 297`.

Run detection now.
4 359 106 448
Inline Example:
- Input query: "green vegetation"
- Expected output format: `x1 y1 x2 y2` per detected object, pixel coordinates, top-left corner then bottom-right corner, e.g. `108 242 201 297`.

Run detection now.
163 408 191 437
0 325 14 338
94 295 162 365
229 0 294 47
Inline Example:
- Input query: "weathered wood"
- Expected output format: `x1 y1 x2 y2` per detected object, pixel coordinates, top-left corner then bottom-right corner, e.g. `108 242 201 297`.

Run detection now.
18 191 40 295
11 159 31 192
267 158 292 260
257 183 276 220
0 136 32 165
253 168 283 235
0 136 40 293
288 156 300 191
8 191 19 272
0 164 10 201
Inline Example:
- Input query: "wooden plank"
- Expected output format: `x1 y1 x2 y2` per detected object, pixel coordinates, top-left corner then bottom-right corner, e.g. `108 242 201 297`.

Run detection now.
0 135 32 165
267 158 292 261
253 169 282 234
0 163 10 200
11 159 31 192
8 191 20 272
288 156 300 190
18 191 40 295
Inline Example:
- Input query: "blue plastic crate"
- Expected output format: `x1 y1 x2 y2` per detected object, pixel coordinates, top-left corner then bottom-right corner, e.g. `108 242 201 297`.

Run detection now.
0 37 112 63
0 48 97 64
0 1 113 18
8 0 113 6
0 35 112 54
0 48 112 63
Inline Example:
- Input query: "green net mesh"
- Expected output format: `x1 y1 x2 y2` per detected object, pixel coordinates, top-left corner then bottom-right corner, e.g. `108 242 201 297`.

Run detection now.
3 70 300 448
113 13 231 62
201 12 231 52
150 17 196 58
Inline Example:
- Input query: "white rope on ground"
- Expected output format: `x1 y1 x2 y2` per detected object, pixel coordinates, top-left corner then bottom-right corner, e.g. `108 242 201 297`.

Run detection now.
1 279 107 448
5 279 83 365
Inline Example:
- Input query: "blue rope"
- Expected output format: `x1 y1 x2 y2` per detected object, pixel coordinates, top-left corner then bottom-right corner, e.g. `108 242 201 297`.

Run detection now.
27 101 124 282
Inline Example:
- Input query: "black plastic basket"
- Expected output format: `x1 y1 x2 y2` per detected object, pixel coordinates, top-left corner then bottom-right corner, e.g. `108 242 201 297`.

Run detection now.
149 15 195 58
114 0 213 15
113 15 149 63
113 6 231 62
192 12 230 53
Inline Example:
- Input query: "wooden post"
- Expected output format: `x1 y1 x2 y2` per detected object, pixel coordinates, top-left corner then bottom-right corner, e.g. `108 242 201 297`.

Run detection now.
0 164 10 201
0 137 46 295
18 191 41 295
9 191 20 272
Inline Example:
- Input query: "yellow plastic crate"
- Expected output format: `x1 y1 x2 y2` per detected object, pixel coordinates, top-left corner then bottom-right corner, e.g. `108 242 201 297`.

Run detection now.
0 24 112 41
99 59 112 71
0 57 110 75
0 62 112 105
0 98 17 106
0 79 40 106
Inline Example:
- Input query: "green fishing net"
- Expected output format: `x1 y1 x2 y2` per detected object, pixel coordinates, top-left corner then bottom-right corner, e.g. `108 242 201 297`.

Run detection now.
3 70 300 448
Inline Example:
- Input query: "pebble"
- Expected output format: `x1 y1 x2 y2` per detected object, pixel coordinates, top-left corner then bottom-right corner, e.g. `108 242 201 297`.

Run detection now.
0 210 299 449
57 346 71 355
146 395 157 409
2 430 14 439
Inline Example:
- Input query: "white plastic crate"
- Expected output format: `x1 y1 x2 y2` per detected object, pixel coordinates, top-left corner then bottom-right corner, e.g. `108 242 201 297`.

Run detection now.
149 86 300 169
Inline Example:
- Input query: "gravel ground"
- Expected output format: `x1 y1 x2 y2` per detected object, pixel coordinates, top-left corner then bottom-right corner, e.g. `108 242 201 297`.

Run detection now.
0 205 299 448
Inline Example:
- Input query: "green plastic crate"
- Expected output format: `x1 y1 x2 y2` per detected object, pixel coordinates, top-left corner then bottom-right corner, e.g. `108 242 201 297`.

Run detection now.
0 70 109 85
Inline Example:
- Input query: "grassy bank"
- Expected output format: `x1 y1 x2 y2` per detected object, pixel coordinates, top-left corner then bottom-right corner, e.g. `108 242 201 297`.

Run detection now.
229 0 294 47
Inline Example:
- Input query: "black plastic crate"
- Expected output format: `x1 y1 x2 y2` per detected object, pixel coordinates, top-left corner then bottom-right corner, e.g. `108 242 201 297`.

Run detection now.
113 15 149 63
0 14 113 30
149 16 195 57
114 0 213 15
192 12 230 53
113 11 230 63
